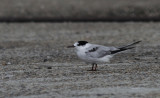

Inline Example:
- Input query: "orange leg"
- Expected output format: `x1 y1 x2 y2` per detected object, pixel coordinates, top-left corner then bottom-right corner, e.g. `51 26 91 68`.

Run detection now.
92 64 94 71
87 64 95 71
94 64 97 71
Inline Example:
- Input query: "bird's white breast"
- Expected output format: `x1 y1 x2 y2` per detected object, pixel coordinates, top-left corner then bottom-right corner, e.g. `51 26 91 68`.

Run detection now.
76 47 87 60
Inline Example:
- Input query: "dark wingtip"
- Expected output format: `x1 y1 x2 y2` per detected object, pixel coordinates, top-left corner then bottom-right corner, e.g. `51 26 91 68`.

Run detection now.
134 40 142 44
125 40 142 48
111 47 135 54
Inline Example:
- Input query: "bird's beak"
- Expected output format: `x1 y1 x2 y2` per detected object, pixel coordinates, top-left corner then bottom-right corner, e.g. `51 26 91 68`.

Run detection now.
67 45 75 48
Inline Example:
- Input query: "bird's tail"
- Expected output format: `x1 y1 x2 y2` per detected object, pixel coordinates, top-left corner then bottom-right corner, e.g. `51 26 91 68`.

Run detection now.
118 41 141 49
111 41 141 54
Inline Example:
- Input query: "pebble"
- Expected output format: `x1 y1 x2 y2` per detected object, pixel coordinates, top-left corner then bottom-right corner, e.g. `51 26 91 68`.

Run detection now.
47 67 52 69
7 62 11 65
1 61 7 66
43 59 48 62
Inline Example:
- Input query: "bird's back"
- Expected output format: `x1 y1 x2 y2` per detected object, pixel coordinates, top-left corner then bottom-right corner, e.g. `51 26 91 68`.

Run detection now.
76 44 116 63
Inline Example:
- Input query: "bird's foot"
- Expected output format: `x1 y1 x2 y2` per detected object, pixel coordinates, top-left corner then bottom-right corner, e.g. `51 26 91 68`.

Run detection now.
87 64 97 71
87 69 97 71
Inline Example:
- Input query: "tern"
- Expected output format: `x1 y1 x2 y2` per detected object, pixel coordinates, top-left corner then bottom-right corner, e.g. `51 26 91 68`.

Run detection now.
68 41 141 71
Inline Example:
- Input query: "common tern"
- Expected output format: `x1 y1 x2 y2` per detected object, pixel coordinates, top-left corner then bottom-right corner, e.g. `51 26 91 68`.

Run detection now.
68 41 141 71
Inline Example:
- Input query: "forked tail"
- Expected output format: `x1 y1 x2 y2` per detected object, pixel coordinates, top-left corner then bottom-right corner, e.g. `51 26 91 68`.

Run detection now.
111 41 141 54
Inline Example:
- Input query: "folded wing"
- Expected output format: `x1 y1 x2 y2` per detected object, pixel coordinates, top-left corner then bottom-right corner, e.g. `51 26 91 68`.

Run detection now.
85 45 116 58
85 41 141 58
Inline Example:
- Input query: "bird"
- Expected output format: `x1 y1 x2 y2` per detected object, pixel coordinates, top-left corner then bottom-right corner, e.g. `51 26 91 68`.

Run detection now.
67 40 141 71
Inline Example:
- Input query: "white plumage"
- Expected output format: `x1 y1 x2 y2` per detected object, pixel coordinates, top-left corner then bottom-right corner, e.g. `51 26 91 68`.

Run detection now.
68 41 141 71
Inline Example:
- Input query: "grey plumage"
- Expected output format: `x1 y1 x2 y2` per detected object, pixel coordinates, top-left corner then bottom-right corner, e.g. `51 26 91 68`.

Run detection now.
85 41 141 58
68 40 141 71
85 45 116 58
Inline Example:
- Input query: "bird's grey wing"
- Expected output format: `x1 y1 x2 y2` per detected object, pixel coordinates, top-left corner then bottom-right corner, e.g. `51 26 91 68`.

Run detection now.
85 45 116 58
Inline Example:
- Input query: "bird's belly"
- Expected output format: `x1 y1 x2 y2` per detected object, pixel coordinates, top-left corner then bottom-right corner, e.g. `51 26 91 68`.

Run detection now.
98 55 113 63
77 52 112 64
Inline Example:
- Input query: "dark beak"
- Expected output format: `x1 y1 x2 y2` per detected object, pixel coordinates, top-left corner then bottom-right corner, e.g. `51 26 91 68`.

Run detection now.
67 45 75 48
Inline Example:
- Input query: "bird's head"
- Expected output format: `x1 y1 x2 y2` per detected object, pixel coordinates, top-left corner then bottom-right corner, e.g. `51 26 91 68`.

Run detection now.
67 41 89 49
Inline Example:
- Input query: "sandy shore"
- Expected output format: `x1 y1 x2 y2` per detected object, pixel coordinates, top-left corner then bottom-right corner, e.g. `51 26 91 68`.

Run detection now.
0 22 160 97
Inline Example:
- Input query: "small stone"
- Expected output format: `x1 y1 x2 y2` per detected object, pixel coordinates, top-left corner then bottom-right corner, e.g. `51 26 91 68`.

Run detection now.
47 67 52 69
7 62 11 65
2 61 7 66
43 59 48 62
134 57 140 60
155 57 158 59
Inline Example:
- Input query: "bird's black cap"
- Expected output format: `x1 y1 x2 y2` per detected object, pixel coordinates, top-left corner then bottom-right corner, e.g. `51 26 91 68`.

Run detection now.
77 41 88 46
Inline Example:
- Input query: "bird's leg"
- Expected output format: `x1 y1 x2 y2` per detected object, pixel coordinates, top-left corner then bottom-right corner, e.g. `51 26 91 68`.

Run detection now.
87 64 95 71
94 64 97 71
91 63 94 71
